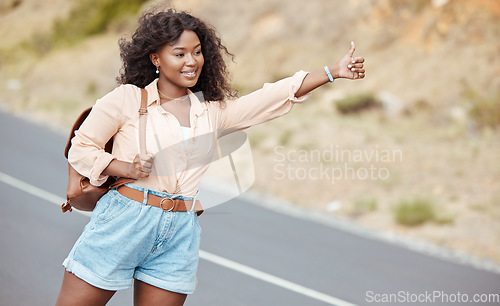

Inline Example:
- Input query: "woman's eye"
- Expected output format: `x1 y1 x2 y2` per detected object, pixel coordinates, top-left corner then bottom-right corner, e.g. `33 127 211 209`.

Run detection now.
194 50 202 55
175 53 184 57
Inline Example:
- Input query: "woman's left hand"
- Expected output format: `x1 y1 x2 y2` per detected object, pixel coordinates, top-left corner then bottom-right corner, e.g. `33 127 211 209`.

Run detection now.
294 41 366 97
337 41 365 80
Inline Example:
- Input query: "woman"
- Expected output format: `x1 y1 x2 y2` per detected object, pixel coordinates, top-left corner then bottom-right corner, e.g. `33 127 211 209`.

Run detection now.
56 8 365 306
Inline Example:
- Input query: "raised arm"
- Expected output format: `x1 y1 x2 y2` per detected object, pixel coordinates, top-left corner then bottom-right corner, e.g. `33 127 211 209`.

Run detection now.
295 41 365 97
209 42 365 135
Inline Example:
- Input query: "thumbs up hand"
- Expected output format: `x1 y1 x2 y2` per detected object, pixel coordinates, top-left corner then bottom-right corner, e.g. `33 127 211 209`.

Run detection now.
338 41 365 80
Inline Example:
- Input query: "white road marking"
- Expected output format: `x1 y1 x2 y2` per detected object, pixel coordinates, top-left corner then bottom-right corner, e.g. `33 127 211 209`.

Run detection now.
0 171 357 306
0 171 67 208
199 250 357 306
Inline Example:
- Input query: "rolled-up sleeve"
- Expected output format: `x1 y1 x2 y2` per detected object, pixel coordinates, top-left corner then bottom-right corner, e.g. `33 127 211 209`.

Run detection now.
214 70 311 133
68 85 126 186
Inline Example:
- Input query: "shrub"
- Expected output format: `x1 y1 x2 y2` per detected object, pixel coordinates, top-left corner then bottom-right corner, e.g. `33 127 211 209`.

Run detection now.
350 197 378 216
335 93 381 114
52 0 147 47
393 198 435 226
279 129 293 146
469 94 500 129
461 80 500 129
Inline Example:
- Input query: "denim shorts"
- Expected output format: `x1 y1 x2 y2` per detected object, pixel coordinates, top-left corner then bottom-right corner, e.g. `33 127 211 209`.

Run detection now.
62 183 202 294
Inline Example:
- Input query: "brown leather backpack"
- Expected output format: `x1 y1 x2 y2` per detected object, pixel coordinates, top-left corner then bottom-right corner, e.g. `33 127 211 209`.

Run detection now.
61 88 148 212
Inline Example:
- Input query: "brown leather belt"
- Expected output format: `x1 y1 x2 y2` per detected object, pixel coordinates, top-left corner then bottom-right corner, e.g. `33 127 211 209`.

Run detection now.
116 185 203 215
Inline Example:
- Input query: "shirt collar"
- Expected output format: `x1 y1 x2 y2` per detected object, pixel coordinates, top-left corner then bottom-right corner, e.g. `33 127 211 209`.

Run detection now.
144 78 206 117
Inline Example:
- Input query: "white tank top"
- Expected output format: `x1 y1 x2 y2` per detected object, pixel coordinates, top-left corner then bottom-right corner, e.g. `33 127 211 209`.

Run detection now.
180 126 190 148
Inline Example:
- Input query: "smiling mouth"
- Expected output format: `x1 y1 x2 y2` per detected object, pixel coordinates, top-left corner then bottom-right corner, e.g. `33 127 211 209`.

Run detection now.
181 70 197 77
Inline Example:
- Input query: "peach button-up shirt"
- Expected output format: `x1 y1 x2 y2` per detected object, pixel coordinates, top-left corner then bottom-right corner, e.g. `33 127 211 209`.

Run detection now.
68 71 310 196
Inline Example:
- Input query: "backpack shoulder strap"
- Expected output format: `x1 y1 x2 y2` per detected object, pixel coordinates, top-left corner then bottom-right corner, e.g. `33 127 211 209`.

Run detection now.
138 88 148 156
108 88 148 190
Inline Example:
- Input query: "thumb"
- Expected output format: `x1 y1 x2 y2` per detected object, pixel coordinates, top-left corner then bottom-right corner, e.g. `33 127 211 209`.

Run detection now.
347 41 356 57
133 154 141 165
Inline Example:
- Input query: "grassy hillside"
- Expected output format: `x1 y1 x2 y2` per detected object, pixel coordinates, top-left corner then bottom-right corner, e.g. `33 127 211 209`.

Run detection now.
1 0 499 264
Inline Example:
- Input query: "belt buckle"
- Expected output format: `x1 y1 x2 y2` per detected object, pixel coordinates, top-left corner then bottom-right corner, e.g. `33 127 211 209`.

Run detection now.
159 197 176 211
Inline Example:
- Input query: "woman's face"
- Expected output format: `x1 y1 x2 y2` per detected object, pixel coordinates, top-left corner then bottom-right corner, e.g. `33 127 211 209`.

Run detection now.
151 30 204 93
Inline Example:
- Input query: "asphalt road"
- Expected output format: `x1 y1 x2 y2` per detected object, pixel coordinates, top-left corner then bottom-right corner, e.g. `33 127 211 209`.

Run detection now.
1 109 499 306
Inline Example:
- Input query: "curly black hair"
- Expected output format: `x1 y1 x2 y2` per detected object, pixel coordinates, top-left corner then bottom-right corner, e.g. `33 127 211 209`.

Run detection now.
117 9 236 101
